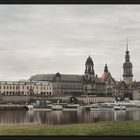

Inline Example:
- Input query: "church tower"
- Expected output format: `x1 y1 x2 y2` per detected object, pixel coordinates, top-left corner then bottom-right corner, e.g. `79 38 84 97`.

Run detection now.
84 55 94 82
123 40 133 85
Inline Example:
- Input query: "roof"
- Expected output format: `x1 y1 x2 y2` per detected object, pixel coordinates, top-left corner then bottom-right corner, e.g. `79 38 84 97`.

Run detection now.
0 80 52 86
85 56 93 65
95 77 105 84
30 74 84 82
101 72 109 81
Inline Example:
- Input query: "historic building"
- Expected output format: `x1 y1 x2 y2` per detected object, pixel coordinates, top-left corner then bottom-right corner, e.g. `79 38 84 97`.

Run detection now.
30 73 84 95
100 64 116 96
83 56 116 96
30 55 116 98
116 42 133 100
116 42 140 101
0 80 53 96
2 49 136 104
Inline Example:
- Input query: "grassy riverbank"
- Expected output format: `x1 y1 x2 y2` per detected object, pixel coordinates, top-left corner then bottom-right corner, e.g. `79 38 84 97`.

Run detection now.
0 120 140 136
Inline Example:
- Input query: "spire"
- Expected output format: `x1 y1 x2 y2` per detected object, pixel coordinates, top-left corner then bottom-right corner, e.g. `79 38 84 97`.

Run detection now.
126 38 128 51
104 64 108 73
86 55 93 65
126 38 129 54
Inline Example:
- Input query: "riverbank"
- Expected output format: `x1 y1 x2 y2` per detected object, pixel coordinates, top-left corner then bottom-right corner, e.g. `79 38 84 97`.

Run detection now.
0 120 140 135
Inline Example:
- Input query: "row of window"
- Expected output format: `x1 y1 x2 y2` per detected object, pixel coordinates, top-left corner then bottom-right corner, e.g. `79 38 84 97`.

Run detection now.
0 82 51 86
61 85 82 88
55 85 83 88
84 98 111 102
0 86 52 90
61 80 81 83
2 91 52 95
53 88 83 91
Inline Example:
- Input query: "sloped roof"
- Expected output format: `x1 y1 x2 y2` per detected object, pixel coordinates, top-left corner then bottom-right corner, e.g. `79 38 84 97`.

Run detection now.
0 80 51 86
101 72 109 81
30 74 84 82
86 56 93 65
30 73 105 84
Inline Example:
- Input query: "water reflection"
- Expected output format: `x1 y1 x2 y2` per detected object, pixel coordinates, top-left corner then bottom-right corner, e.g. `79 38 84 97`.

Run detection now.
0 109 140 125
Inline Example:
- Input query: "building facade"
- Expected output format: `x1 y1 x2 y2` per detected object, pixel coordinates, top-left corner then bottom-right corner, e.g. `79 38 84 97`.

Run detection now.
0 81 53 96
116 43 140 100
30 56 116 98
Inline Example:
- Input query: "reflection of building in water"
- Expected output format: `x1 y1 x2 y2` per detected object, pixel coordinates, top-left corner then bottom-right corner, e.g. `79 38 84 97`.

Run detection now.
0 110 41 125
89 111 115 122
51 111 63 124
113 111 126 121
38 110 64 125
125 110 140 120
27 111 35 123
132 110 140 120
0 110 27 124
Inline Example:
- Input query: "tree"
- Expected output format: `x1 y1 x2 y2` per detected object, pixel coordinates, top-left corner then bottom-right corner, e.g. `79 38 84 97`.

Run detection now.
69 96 77 104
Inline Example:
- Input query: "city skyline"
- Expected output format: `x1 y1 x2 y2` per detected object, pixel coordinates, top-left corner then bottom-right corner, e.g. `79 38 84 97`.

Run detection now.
0 5 140 81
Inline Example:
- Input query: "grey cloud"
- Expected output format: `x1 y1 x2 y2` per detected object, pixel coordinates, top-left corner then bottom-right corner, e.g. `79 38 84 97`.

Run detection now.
0 5 140 81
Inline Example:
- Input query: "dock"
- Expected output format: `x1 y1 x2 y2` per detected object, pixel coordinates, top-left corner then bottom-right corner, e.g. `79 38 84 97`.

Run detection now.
0 104 30 110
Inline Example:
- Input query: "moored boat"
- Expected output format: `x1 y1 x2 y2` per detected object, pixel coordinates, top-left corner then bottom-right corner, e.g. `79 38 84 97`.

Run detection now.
90 106 100 111
52 104 63 110
113 105 126 110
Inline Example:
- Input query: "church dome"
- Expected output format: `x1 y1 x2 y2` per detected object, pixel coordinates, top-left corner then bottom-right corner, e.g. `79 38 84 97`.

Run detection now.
55 72 61 78
86 56 93 65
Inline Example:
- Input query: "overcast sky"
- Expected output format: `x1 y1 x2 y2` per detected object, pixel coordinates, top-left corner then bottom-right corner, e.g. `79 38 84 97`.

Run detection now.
0 5 140 81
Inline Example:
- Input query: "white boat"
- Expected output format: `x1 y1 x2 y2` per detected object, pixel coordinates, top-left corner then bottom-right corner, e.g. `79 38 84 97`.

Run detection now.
66 104 80 109
113 105 126 110
52 104 63 110
90 106 100 111
77 106 86 110
67 104 80 107
27 105 34 110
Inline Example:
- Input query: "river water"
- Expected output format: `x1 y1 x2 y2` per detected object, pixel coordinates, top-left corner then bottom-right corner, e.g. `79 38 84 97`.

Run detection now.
0 109 140 125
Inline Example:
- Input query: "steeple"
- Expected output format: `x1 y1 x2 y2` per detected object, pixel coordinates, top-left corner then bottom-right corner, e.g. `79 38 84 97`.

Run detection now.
126 38 129 55
85 55 93 65
123 39 133 84
84 55 95 82
125 39 130 62
104 64 108 73
126 38 128 50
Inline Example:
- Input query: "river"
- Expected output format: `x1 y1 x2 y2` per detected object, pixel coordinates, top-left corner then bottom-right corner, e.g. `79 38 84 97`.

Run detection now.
0 109 140 125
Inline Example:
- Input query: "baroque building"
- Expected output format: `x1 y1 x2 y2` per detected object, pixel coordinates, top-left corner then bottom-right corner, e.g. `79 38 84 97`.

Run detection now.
123 43 133 85
116 42 140 101
30 55 116 98
116 43 133 100
0 81 53 96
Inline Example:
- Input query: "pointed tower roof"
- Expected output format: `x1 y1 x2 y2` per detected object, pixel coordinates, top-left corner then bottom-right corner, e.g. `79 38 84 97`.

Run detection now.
101 64 109 81
126 38 129 54
85 55 93 65
104 64 108 73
